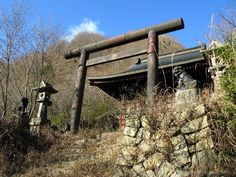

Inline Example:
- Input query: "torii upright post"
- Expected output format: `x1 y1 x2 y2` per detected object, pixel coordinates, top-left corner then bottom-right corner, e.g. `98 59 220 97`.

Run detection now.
70 49 87 133
65 18 184 133
147 30 159 105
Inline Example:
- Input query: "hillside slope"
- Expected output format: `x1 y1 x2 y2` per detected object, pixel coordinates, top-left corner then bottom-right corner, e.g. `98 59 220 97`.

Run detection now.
13 131 122 177
50 32 184 127
7 32 183 129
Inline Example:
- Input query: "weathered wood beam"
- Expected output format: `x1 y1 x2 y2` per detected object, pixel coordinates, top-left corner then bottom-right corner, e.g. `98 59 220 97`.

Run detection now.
86 48 147 67
65 18 184 59
147 30 159 105
66 18 185 134
70 49 87 133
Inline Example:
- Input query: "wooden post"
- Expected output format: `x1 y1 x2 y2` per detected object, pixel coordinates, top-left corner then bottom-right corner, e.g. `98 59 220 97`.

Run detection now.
65 19 184 132
65 18 184 60
147 30 159 105
70 49 87 133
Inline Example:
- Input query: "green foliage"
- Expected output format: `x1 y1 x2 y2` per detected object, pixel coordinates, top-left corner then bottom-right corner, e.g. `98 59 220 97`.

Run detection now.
216 43 236 130
215 44 236 64
221 64 236 130
50 109 70 128
221 65 236 103
81 91 119 130
83 99 111 119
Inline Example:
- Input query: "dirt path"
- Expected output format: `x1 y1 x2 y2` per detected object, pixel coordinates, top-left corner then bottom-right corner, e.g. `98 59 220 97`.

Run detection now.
13 131 122 177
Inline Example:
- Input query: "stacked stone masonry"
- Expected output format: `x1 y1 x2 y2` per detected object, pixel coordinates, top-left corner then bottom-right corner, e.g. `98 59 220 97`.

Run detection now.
114 103 215 177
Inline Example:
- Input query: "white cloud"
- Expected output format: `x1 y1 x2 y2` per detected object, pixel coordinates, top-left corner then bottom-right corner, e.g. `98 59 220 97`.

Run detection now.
64 18 104 41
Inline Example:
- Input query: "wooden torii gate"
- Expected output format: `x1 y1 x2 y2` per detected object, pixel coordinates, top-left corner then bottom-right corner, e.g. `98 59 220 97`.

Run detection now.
64 18 184 133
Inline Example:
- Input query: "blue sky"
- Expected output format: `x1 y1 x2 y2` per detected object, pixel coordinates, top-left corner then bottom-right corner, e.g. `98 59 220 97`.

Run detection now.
0 0 232 47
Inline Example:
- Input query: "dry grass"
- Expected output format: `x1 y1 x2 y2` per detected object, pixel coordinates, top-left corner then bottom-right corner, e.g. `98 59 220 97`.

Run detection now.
71 159 115 177
199 89 236 175
120 88 236 176
9 130 122 177
0 121 59 176
0 32 184 176
2 32 183 127
69 132 121 177
1 88 234 176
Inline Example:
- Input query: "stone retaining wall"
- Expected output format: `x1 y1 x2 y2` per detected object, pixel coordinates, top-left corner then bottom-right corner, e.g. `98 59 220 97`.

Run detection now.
114 101 215 177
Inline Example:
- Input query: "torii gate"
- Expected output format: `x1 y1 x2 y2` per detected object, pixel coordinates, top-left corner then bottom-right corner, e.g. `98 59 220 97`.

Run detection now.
64 18 184 133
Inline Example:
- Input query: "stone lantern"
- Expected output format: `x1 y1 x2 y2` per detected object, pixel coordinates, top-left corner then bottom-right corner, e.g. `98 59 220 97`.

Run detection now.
29 81 58 134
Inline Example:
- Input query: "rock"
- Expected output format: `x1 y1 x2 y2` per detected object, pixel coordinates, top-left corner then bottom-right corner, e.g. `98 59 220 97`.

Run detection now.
141 116 150 129
170 170 189 177
124 127 138 137
118 144 139 166
116 102 214 177
140 172 149 177
170 135 186 151
117 151 135 166
142 129 151 140
146 170 156 177
137 154 146 163
191 150 215 169
157 161 176 177
189 137 214 153
175 89 198 109
117 159 128 167
161 114 174 129
116 154 130 166
175 110 192 124
143 153 164 170
113 166 131 177
121 135 137 146
133 163 145 175
156 134 174 154
121 146 137 156
185 127 212 144
171 147 190 168
126 117 141 128
113 167 125 177
139 141 153 153
136 128 144 144
180 115 209 134
167 126 180 136
193 104 205 118
174 104 206 128
130 169 140 177
153 131 162 141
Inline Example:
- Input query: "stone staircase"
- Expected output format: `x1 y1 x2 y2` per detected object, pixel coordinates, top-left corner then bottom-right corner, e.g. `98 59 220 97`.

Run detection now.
13 131 122 177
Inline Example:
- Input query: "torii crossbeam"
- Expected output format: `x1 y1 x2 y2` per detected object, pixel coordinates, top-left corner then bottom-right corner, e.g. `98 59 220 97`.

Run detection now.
64 18 184 133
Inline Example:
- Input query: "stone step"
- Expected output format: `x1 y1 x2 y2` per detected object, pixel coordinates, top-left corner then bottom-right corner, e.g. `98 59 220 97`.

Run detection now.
59 153 96 162
12 131 121 177
60 148 81 154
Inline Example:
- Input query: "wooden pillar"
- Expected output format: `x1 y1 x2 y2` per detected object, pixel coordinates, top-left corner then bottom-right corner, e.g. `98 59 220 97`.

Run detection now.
147 30 159 105
70 49 87 133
